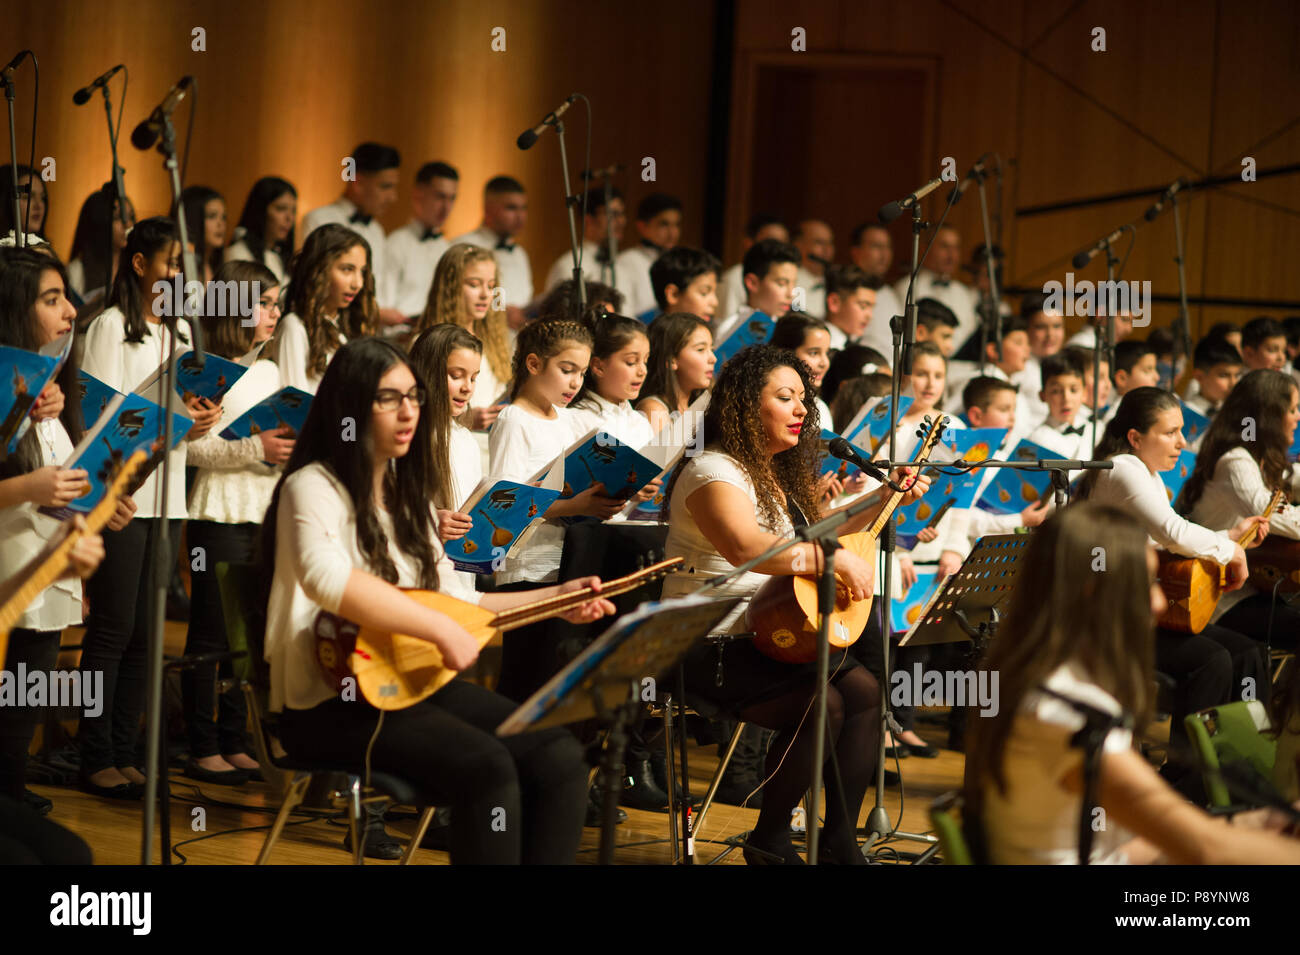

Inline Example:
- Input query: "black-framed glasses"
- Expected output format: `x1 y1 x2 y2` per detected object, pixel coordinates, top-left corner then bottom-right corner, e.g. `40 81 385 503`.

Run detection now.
373 387 426 411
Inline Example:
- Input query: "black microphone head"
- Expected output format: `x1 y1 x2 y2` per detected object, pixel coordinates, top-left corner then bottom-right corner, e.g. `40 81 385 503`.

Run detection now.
1071 250 1092 269
948 185 963 206
516 129 539 150
72 88 92 106
131 122 158 151
878 201 903 224
827 436 853 459
1144 204 1160 222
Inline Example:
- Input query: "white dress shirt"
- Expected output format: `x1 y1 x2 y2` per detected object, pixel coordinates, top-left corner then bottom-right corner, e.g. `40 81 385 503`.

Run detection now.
186 360 283 525
717 262 746 321
794 265 827 318
567 392 655 450
543 240 615 293
81 306 193 520
224 232 288 285
301 197 390 308
450 225 533 308
276 312 346 395
1012 356 1048 424
264 461 481 712
384 220 450 317
614 244 660 317
895 270 977 354
860 282 903 361
0 418 83 630
1027 406 1094 461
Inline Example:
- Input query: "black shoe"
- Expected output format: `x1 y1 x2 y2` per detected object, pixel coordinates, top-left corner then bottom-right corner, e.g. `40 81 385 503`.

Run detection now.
712 780 762 808
742 837 806 865
585 789 627 827
884 744 911 759
79 773 142 800
343 824 403 860
183 760 250 786
903 741 939 758
622 759 670 811
23 788 52 816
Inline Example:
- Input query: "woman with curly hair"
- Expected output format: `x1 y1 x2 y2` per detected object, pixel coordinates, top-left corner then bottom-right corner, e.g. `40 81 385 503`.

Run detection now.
277 223 376 394
659 344 931 864
412 243 513 431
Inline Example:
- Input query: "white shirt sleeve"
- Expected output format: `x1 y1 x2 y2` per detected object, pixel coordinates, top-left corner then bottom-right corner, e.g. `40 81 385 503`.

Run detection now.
184 432 263 470
1218 452 1300 539
488 408 538 482
281 469 355 614
81 309 128 392
1102 455 1236 563
277 314 313 393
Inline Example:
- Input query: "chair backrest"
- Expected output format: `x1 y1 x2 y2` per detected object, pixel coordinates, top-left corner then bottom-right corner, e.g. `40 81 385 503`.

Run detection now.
1184 700 1277 808
929 791 974 865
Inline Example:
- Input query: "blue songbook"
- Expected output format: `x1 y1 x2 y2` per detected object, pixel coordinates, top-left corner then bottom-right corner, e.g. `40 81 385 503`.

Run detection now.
1289 425 1300 463
75 369 119 431
1179 400 1211 446
1159 448 1198 505
219 386 312 441
976 438 1059 515
444 478 563 575
133 350 250 405
893 429 1007 549
844 396 913 455
712 311 774 366
890 567 942 634
558 430 670 502
40 388 192 520
818 428 873 482
0 333 73 458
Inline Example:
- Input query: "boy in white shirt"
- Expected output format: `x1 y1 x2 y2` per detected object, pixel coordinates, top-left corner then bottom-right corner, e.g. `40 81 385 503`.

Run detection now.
822 264 876 352
1239 315 1289 372
893 226 977 354
615 193 682 317
1101 339 1161 431
542 186 624 293
1183 337 1243 419
1028 351 1093 459
450 175 532 329
712 238 799 344
718 214 788 318
301 141 403 325
384 160 458 320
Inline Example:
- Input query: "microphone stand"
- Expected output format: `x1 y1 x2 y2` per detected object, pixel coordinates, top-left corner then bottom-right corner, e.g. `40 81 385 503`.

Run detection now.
1169 193 1193 386
552 117 586 319
141 106 205 867
1088 238 1120 457
2 59 25 247
98 81 130 281
973 167 1002 371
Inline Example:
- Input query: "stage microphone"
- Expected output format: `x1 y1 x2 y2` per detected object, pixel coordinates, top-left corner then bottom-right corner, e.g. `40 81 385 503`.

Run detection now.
517 94 579 150
946 153 992 206
879 177 944 223
72 64 124 105
581 161 624 180
1144 176 1189 221
826 437 891 483
1071 225 1127 269
130 76 193 150
0 50 31 82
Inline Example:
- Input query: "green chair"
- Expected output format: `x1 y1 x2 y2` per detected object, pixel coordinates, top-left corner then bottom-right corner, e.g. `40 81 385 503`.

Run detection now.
215 562 438 864
929 791 974 865
1184 701 1277 809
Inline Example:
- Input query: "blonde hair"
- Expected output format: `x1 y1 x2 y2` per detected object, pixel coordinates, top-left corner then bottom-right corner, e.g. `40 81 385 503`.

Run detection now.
415 244 512 388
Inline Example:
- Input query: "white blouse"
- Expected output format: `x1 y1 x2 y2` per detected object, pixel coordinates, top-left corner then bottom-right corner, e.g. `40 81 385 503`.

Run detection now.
487 403 581 584
224 235 288 285
276 312 345 395
1088 453 1236 566
567 392 656 450
660 449 795 633
80 306 193 520
186 360 283 525
982 662 1136 865
264 462 481 712
0 419 83 631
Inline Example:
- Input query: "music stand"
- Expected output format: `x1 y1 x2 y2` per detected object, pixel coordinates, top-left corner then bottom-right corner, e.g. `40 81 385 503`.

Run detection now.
498 593 743 865
864 533 1029 862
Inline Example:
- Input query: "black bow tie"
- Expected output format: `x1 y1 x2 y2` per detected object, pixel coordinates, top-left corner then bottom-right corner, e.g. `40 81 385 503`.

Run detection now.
595 244 612 264
420 228 442 242
495 237 516 252
349 210 372 226
932 277 951 288
1063 424 1086 436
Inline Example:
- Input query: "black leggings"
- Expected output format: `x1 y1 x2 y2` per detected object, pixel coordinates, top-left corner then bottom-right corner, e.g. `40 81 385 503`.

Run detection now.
277 681 588 864
1217 591 1300 654
181 520 257 758
738 666 880 860
0 628 60 801
78 517 183 775
1155 622 1267 753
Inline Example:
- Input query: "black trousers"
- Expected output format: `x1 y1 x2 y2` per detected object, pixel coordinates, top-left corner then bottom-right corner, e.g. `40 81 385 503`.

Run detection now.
0 628 60 801
1154 621 1268 754
1217 592 1300 654
181 520 257 758
277 681 587 864
78 517 183 775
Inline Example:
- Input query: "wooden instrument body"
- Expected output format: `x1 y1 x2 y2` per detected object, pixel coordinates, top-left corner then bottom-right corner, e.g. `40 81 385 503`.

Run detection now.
748 532 878 663
1155 552 1225 634
1247 534 1300 596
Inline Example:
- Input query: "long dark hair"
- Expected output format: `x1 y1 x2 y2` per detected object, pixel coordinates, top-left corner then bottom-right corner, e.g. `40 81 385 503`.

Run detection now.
1076 387 1181 499
642 311 710 412
0 164 46 238
261 337 440 591
408 324 481 511
283 223 377 379
570 312 648 410
176 185 224 278
0 247 84 477
964 504 1155 843
102 216 189 345
235 176 296 267
1177 369 1297 514
664 344 820 529
202 260 279 361
69 182 133 296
